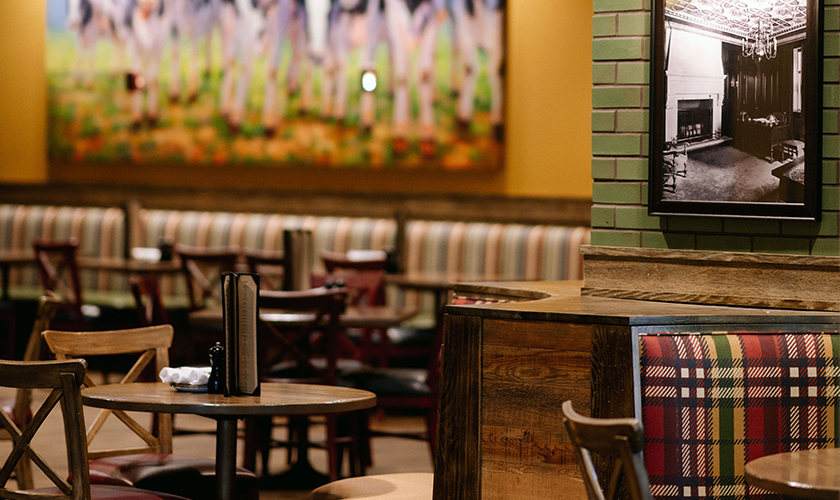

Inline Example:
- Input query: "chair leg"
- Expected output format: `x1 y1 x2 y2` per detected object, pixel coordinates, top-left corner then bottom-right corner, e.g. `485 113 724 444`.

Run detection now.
326 414 340 482
241 417 258 473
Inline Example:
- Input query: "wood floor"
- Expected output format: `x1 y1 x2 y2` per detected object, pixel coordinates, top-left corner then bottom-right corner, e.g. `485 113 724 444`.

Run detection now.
0 381 433 500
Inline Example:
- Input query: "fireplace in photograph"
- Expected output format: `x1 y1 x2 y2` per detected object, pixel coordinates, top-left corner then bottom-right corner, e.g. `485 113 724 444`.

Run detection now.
677 99 713 142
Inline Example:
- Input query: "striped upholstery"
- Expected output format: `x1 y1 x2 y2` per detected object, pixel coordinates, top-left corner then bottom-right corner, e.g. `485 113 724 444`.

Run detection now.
137 209 397 298
0 205 591 317
0 204 126 295
401 220 589 313
640 332 840 500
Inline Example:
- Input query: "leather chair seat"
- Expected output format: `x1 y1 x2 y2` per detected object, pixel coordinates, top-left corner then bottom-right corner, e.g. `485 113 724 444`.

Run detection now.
385 326 435 347
342 367 430 397
311 472 433 500
88 454 259 500
265 358 368 383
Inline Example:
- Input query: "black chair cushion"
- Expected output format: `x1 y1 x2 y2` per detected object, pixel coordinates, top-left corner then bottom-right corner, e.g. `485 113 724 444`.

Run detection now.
88 454 259 500
342 367 430 397
264 358 367 384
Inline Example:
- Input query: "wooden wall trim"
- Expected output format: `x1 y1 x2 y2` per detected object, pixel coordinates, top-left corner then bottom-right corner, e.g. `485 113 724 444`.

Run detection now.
0 183 592 226
581 246 840 311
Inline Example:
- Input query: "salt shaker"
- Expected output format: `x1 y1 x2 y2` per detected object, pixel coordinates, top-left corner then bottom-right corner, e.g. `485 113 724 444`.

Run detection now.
208 342 225 394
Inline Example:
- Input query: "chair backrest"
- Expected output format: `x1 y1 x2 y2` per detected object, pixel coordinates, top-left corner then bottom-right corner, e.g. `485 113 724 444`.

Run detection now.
175 245 240 310
319 250 387 307
257 288 347 385
130 275 168 326
0 294 63 490
561 401 652 500
33 240 84 317
243 249 286 291
42 325 175 459
0 358 91 500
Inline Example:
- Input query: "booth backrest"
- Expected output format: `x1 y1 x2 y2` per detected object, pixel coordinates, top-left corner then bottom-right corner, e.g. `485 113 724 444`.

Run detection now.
0 204 591 317
400 220 589 313
640 331 840 500
137 209 397 299
0 204 126 296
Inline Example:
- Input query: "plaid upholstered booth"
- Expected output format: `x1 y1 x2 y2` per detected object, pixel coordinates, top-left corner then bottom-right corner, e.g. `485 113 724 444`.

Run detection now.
640 330 840 500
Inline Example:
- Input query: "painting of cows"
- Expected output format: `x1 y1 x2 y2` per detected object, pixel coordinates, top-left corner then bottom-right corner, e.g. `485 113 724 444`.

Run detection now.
46 0 505 171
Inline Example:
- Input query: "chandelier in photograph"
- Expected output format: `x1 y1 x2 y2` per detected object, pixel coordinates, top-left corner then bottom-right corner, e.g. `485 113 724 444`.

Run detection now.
742 16 778 60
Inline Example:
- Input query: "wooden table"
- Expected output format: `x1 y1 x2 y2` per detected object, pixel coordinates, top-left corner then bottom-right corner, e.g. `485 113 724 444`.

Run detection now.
745 448 840 499
82 382 376 500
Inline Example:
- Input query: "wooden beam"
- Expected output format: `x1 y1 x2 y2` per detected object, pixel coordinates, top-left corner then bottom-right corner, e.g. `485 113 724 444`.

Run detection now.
581 246 840 312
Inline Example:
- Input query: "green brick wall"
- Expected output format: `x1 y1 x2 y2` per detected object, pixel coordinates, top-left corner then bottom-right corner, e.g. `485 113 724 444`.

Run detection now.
591 0 840 257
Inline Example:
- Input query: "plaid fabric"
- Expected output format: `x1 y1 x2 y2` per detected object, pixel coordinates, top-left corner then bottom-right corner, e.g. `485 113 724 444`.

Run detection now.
640 332 840 500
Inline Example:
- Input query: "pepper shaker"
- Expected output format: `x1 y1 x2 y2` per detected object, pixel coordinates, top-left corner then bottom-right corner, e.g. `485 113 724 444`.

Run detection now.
208 342 225 394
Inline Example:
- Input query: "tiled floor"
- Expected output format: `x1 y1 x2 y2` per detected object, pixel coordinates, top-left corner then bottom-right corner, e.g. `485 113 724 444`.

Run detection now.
0 382 433 499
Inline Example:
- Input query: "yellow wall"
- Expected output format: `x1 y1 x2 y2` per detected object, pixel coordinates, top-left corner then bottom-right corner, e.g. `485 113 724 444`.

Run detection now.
0 0 592 199
0 1 47 184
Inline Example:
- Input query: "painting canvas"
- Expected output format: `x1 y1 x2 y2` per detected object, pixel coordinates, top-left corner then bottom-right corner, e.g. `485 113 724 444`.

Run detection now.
649 0 821 219
46 0 505 171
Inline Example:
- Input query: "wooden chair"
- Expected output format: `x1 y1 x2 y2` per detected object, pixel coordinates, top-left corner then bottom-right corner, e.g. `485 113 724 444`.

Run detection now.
32 239 93 329
176 245 240 364
243 249 286 291
175 245 240 311
242 287 367 483
0 294 61 489
130 274 168 326
318 250 400 367
341 326 441 460
561 401 653 500
42 325 260 500
0 358 191 500
311 472 433 500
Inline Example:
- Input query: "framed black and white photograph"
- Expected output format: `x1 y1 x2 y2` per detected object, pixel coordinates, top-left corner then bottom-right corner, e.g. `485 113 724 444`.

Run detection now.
649 0 822 220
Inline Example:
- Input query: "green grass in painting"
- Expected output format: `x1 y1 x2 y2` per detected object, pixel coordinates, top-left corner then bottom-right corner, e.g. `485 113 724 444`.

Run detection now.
47 21 503 170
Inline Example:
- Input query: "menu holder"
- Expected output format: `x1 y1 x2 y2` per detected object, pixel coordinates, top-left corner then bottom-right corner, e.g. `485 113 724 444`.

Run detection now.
221 272 260 396
283 228 313 291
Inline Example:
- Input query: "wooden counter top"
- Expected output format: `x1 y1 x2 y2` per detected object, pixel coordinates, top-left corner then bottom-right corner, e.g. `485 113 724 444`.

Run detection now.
446 280 840 327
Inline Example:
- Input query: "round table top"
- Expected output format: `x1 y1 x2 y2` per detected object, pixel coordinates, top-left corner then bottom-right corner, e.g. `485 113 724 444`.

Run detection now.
745 448 840 499
82 382 376 417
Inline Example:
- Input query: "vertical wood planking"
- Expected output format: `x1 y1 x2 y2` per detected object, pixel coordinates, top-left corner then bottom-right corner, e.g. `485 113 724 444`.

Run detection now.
434 314 482 500
480 319 592 500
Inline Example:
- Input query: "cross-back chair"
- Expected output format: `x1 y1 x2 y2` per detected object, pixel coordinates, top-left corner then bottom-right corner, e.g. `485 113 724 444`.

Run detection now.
242 287 367 483
561 401 653 500
32 239 93 328
244 249 286 291
0 358 192 500
317 250 399 366
175 245 240 311
130 274 168 327
42 325 259 500
176 245 241 364
0 294 62 489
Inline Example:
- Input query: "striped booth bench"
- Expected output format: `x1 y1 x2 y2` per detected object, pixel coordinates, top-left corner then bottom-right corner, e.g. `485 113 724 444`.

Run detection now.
136 209 398 302
399 220 590 319
0 204 131 306
1 204 591 323
641 330 840 500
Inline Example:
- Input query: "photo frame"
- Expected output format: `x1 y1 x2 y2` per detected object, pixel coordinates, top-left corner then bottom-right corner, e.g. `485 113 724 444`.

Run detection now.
45 0 505 173
649 0 822 220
